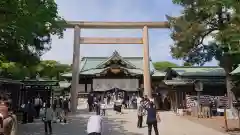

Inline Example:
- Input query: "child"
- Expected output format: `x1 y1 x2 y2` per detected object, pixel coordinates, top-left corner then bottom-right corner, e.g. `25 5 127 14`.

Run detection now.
100 101 107 116
43 102 54 135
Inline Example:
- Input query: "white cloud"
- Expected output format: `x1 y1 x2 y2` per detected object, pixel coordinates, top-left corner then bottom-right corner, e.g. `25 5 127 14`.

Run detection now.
42 0 217 66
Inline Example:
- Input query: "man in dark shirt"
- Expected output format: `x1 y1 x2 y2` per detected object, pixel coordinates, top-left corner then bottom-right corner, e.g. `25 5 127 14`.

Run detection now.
145 102 160 135
88 94 94 112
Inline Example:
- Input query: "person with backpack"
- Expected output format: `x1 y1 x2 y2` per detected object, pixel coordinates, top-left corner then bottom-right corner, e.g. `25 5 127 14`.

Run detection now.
0 92 17 135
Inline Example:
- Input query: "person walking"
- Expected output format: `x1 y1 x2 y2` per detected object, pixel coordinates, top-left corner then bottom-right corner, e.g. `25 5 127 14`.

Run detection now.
21 101 28 124
95 100 101 116
26 100 36 123
100 101 107 116
62 98 69 123
145 102 160 135
87 111 103 135
53 97 62 122
88 94 94 112
137 100 145 128
34 95 42 118
43 102 54 135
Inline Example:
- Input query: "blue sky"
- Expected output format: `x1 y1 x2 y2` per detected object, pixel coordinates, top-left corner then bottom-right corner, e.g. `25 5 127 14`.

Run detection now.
42 0 217 66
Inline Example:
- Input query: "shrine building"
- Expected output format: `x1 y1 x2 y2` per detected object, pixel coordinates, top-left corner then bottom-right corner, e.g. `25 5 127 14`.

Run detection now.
61 51 166 96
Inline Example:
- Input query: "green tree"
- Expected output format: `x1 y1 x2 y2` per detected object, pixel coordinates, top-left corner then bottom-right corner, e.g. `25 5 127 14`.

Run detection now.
153 61 178 70
183 62 193 66
0 60 70 80
0 61 29 79
0 0 66 65
168 0 240 106
37 60 70 79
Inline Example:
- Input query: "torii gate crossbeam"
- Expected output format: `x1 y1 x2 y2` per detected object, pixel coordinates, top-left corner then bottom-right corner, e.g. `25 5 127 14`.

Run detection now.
66 21 169 112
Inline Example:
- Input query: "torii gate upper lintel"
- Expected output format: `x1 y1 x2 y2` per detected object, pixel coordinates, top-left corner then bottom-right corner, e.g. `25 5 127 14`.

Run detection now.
67 21 170 112
64 21 170 29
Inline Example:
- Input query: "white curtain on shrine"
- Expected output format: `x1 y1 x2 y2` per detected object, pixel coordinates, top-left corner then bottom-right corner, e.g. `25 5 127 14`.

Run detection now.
93 79 139 91
87 84 91 92
77 84 85 92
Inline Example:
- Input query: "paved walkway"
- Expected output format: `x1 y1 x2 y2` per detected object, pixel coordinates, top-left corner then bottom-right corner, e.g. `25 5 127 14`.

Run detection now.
18 104 230 135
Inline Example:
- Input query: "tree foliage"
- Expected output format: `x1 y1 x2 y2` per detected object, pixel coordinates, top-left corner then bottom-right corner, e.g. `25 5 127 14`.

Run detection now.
168 0 240 69
0 0 66 65
0 60 70 80
168 0 240 104
153 61 178 70
183 62 193 66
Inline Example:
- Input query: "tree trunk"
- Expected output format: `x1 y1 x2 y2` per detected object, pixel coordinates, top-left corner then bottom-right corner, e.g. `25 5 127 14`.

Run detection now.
222 55 238 119
221 54 234 108
226 73 234 109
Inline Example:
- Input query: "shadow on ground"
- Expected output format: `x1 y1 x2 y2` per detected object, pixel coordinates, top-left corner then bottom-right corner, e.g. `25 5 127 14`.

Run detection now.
18 108 144 135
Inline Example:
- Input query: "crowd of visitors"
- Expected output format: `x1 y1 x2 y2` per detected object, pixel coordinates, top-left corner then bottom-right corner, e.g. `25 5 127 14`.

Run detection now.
87 93 161 135
20 95 70 135
87 92 140 115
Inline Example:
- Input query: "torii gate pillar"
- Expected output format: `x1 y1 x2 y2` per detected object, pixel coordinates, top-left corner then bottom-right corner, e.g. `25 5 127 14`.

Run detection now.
70 25 80 113
142 26 152 98
66 21 169 112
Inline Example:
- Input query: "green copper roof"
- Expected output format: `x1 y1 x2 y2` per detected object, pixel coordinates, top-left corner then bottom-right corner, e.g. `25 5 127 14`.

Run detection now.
0 78 23 84
59 81 71 88
61 51 158 77
231 66 240 75
22 80 59 86
123 68 143 74
170 67 225 76
163 80 194 86
152 71 166 77
163 78 225 86
61 69 105 77
96 51 136 68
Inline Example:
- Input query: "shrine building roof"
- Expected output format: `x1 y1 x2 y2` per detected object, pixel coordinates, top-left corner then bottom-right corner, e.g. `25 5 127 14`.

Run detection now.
231 65 240 75
61 51 165 77
166 66 225 77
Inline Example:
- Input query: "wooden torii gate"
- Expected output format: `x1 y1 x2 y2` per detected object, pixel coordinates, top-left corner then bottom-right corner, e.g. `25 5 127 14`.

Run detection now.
64 21 170 112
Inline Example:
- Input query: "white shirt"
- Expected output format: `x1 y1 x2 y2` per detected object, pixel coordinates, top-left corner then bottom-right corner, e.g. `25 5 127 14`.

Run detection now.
101 103 107 109
34 98 42 106
87 115 103 134
137 97 141 104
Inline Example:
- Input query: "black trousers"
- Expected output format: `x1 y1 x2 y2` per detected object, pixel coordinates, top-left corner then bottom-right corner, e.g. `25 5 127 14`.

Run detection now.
88 103 93 112
137 115 143 128
35 105 41 118
28 115 34 123
22 112 27 124
88 132 101 135
147 121 159 135
44 121 52 133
